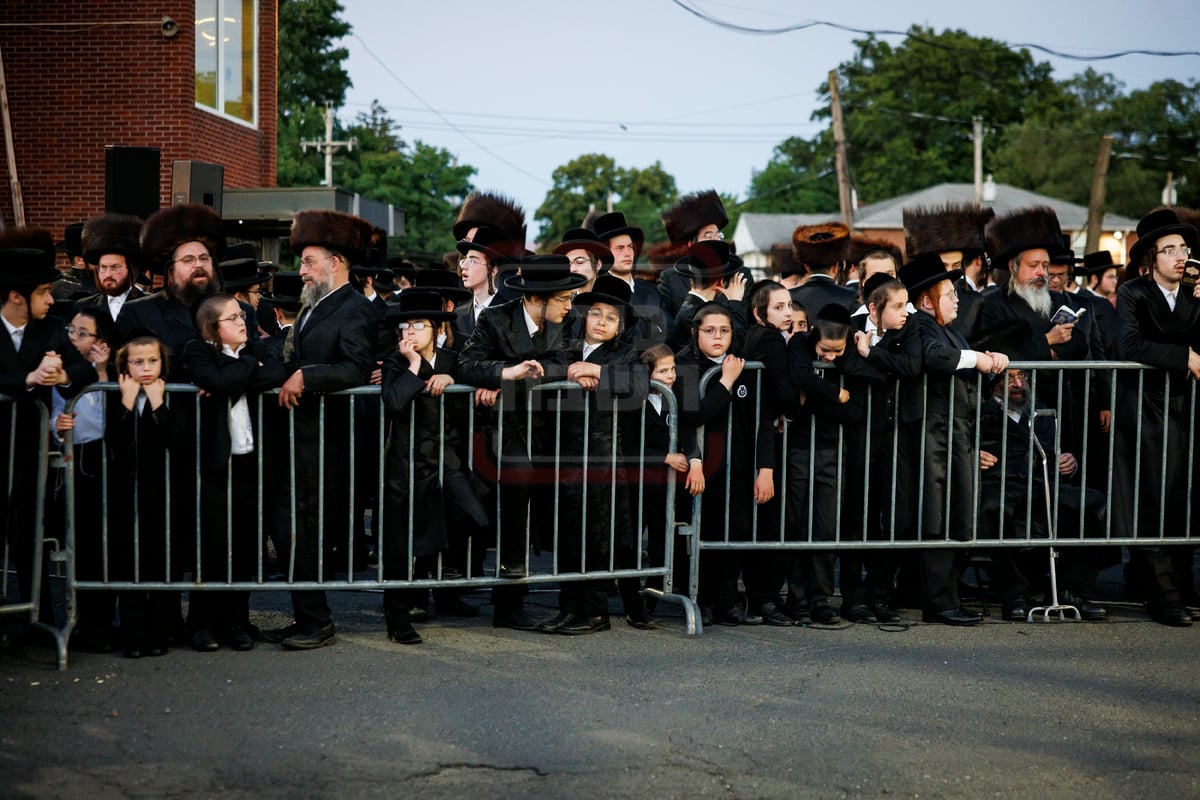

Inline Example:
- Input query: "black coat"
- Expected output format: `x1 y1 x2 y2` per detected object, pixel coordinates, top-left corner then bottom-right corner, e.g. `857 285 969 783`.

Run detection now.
669 292 748 353
895 311 982 542
948 279 984 343
1111 275 1200 539
118 292 257 380
789 274 857 317
76 286 147 326
972 288 1089 362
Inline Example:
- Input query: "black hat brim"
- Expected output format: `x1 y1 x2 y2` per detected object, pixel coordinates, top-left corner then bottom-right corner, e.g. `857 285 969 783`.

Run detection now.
503 272 589 294
672 256 743 280
905 268 964 296
573 290 631 310
1128 223 1198 264
383 308 457 324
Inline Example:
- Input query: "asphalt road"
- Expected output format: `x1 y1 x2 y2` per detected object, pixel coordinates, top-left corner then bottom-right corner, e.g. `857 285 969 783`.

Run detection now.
2 582 1199 800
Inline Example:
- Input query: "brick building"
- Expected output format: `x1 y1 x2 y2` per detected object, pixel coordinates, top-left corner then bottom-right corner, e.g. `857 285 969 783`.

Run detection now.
0 1 277 241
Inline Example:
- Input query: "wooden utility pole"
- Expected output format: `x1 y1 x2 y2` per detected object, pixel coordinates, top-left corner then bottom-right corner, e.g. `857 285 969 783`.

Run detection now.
0 45 25 226
1085 134 1115 253
973 116 984 204
828 70 853 227
301 105 356 187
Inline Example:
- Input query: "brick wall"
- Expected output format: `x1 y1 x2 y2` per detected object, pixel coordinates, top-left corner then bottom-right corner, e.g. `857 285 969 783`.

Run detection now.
0 0 276 236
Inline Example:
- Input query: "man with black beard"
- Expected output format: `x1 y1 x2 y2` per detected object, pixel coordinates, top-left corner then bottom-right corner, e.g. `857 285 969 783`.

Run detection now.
76 214 146 325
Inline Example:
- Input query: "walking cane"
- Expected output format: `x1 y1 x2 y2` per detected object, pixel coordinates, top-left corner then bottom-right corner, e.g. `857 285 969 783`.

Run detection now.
1027 408 1081 622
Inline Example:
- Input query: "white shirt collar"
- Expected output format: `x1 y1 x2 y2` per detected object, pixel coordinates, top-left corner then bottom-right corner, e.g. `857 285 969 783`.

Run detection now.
522 304 540 337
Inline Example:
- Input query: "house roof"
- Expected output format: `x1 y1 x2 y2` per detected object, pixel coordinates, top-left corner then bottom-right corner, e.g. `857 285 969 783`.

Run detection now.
733 182 1140 256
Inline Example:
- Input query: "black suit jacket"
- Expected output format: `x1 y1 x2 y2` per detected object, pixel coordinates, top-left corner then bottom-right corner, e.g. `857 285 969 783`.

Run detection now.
972 288 1089 362
284 284 376 394
118 291 257 382
456 299 569 390
76 286 146 326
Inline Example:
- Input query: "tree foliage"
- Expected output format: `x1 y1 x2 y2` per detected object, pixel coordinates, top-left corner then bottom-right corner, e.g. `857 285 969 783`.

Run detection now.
534 154 678 248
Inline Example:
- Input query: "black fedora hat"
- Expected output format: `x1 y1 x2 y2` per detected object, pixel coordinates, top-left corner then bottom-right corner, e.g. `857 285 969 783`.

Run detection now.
673 240 743 281
899 251 962 295
591 212 645 250
504 254 589 294
219 243 270 290
1128 208 1198 264
56 222 84 257
1081 250 1123 275
264 271 303 310
0 248 61 287
552 228 614 270
456 227 521 266
412 268 470 302
1049 234 1081 271
574 273 633 311
386 257 417 286
382 288 456 324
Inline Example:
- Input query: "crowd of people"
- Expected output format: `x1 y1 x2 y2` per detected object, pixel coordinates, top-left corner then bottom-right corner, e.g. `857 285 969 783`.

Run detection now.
2 189 1199 660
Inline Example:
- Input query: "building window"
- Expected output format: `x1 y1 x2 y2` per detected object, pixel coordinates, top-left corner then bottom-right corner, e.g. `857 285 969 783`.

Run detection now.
195 0 257 126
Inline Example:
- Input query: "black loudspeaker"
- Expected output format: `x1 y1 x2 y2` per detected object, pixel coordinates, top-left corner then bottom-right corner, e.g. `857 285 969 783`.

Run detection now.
171 160 224 214
104 146 161 219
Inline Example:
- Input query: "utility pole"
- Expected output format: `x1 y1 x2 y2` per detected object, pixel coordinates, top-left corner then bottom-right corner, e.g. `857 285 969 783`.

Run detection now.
973 116 984 204
0 45 25 226
828 69 853 227
301 105 356 188
1085 134 1115 253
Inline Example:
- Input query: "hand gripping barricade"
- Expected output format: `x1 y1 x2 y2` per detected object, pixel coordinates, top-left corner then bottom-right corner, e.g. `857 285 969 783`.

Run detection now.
683 360 1199 630
1 395 65 663
54 380 699 669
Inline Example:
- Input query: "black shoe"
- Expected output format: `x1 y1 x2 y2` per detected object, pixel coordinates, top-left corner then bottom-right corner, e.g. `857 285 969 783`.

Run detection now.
624 613 658 630
868 602 901 623
124 645 143 659
1002 600 1028 622
492 608 541 631
281 624 337 650
224 626 254 652
841 604 875 623
408 606 430 622
1149 604 1194 627
759 602 796 627
558 615 611 635
260 622 301 644
387 620 423 645
782 601 809 623
535 612 578 633
700 606 714 626
189 629 220 652
713 603 762 626
1058 590 1108 622
435 596 479 618
922 607 982 626
498 563 527 579
810 605 841 625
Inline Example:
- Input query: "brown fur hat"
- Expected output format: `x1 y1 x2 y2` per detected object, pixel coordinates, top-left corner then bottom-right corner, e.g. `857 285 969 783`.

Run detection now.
660 190 728 244
903 202 994 258
792 222 849 269
1153 205 1200 232
141 204 226 274
290 209 373 267
985 206 1062 266
82 213 143 267
0 226 56 269
846 234 902 266
769 242 805 276
452 191 527 244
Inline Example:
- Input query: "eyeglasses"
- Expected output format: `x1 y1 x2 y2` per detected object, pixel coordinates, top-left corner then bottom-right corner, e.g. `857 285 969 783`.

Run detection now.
65 325 97 340
459 256 488 268
96 264 126 274
568 256 596 267
586 309 621 325
548 295 572 306
218 311 247 324
697 230 725 241
397 321 432 331
299 255 334 269
175 254 212 267
1157 245 1191 257
698 326 733 337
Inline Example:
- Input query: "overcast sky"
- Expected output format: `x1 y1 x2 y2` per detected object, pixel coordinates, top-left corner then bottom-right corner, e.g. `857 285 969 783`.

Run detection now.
336 0 1200 231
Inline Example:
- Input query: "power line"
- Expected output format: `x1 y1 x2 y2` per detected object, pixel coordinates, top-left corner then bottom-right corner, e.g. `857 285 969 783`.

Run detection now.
350 34 550 187
669 0 1200 60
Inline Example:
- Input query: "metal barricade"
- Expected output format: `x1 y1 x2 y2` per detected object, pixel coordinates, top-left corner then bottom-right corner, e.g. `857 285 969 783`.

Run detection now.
684 360 1198 615
1 394 65 664
57 378 697 668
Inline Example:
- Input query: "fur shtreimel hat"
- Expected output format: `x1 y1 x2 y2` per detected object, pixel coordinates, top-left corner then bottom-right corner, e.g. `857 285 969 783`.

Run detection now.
792 222 849 269
289 209 373 267
452 191 527 244
903 202 994 258
82 213 143 267
985 206 1063 267
769 242 804 276
846 234 902 267
141 204 226 274
660 190 728 244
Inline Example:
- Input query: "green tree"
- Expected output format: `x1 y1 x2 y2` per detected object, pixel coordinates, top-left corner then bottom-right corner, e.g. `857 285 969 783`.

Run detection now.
737 136 841 222
338 102 476 259
277 0 353 187
535 154 678 248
